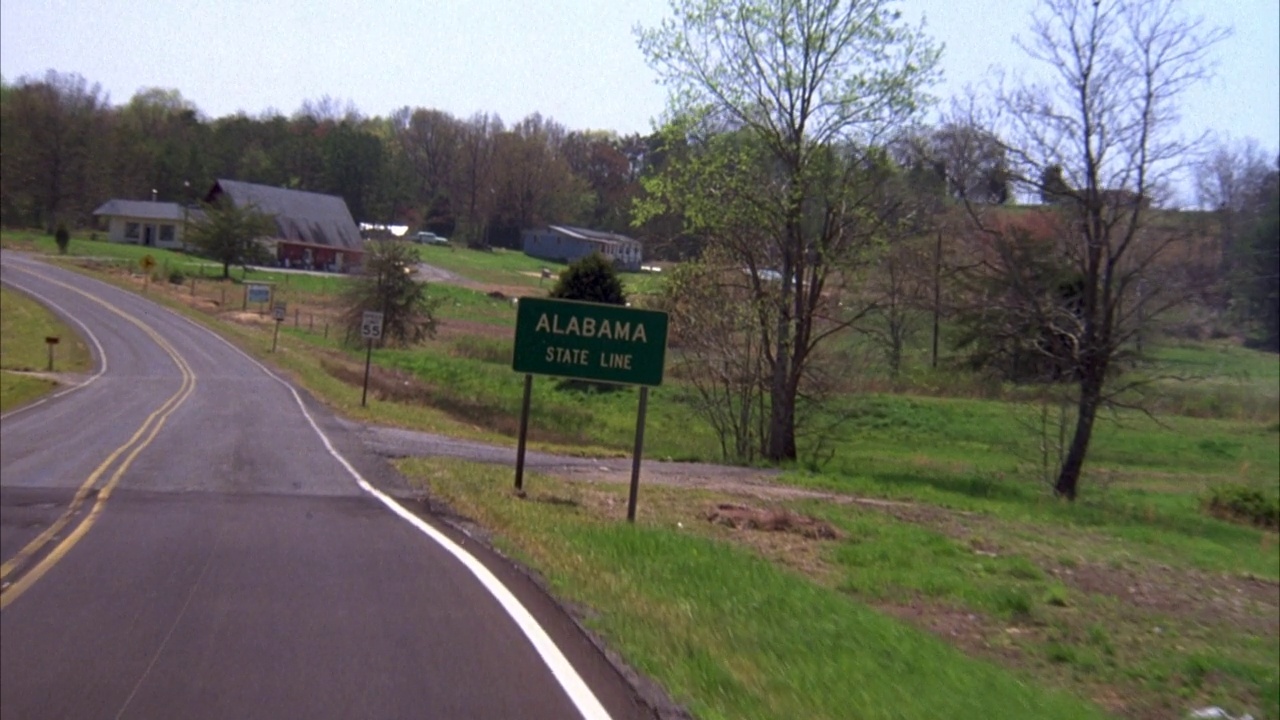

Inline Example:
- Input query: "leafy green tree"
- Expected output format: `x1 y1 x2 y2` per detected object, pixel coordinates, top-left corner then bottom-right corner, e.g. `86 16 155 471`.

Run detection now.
342 240 439 347
0 71 110 229
321 120 385 222
110 88 206 205
186 198 275 279
549 252 626 305
636 0 940 462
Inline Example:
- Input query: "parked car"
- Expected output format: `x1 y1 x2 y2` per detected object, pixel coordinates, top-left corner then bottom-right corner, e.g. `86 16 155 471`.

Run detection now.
415 231 449 245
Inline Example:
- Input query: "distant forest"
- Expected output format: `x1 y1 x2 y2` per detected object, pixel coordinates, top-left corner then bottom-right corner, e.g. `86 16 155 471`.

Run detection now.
1 71 1275 354
0 71 681 254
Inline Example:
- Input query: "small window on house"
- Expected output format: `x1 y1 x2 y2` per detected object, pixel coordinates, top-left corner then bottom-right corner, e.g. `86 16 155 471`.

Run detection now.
125 222 140 239
159 224 175 242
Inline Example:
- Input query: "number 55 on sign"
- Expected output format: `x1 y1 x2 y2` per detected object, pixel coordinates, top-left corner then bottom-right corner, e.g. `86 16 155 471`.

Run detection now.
361 311 384 340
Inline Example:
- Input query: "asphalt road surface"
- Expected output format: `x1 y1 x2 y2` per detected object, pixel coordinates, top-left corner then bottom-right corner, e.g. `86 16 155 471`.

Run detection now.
0 254 655 720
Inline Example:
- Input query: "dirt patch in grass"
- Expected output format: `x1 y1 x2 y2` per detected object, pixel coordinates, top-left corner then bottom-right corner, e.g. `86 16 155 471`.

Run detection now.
854 499 1280 636
703 503 843 540
434 318 511 341
224 310 277 327
1059 562 1280 636
877 598 1020 660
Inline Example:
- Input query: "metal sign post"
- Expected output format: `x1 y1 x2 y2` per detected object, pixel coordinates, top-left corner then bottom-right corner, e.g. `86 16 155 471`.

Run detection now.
510 297 668 519
627 387 649 522
514 373 533 492
360 311 384 407
271 301 286 352
140 255 155 294
44 336 59 372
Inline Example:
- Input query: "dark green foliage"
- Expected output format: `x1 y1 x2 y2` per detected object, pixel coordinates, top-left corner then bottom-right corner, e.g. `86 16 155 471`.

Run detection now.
168 270 186 285
186 198 275 279
342 240 440 347
1040 165 1072 204
1237 182 1279 351
54 223 69 254
549 252 627 305
953 230 1092 383
1203 484 1279 529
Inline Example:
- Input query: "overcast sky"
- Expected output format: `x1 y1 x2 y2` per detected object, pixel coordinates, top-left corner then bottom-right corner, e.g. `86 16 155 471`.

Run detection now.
2 0 1277 152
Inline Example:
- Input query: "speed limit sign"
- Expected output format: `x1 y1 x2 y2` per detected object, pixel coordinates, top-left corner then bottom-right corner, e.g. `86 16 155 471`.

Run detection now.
361 310 384 340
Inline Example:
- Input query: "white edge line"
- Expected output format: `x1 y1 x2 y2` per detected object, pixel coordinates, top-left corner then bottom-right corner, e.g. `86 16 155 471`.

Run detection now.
0 277 109 421
166 306 612 720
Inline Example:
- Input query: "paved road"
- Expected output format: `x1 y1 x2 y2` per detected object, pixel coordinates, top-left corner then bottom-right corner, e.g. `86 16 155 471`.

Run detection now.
0 254 654 720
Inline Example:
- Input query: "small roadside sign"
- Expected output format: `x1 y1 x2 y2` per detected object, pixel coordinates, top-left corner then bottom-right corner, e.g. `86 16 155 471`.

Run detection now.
246 283 271 304
140 255 156 272
44 336 59 345
273 302 287 322
361 311 384 341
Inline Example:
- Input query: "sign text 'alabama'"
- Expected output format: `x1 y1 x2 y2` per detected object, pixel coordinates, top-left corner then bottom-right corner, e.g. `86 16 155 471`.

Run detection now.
512 297 668 386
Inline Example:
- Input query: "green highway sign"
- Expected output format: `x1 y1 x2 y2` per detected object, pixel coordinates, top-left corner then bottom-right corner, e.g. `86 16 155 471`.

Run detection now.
512 297 668 386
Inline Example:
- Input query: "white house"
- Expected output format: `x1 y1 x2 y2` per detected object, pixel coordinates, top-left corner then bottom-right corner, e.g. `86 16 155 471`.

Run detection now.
92 199 200 249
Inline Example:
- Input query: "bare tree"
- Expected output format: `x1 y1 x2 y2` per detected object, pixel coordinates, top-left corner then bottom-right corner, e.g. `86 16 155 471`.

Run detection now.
863 233 933 379
455 113 502 248
660 247 775 462
1194 137 1278 309
974 0 1229 499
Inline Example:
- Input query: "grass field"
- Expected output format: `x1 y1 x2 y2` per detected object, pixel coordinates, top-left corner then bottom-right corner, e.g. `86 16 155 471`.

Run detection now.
3 229 1276 719
408 460 1109 720
0 285 95 412
415 243 555 287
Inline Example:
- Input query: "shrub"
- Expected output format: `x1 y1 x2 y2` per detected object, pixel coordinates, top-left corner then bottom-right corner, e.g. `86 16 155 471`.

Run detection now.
549 252 627 305
169 270 187 285
54 224 70 255
1202 484 1279 529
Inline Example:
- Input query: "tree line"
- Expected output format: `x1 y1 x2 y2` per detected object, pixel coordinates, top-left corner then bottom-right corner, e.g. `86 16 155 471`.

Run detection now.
0 76 678 253
634 0 1277 501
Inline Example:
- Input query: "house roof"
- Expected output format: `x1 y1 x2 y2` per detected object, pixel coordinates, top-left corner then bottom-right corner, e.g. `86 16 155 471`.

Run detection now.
207 179 362 252
92 200 189 222
544 225 641 247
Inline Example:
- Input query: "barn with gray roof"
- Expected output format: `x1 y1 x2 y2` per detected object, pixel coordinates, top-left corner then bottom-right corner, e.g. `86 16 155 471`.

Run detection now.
205 179 364 273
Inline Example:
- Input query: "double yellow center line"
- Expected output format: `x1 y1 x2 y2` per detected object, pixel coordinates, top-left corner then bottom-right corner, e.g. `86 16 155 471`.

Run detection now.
0 269 197 610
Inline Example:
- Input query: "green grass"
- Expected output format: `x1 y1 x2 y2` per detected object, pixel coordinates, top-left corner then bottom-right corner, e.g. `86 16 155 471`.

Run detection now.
414 244 667 300
3 229 211 271
0 286 94 411
405 459 1109 720
0 371 57 412
379 343 721 459
415 244 557 286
